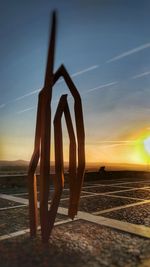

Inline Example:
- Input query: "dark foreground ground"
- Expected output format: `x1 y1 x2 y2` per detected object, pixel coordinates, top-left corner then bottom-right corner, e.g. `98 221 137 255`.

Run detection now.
0 171 150 267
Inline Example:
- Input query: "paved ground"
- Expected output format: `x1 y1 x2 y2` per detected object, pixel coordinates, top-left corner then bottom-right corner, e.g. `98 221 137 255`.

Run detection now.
0 174 150 266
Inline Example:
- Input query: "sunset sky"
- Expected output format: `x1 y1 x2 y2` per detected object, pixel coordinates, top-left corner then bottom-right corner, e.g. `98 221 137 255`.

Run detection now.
0 0 150 166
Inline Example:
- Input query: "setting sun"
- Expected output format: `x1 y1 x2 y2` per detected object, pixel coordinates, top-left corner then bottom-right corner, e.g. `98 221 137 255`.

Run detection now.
144 137 150 155
128 131 150 166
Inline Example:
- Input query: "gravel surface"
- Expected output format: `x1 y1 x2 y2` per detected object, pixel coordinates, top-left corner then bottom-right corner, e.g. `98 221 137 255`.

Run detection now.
112 189 150 200
16 191 88 201
0 187 28 195
91 179 125 185
16 192 52 201
0 206 68 235
90 179 140 185
0 207 29 235
1 176 150 266
0 220 150 267
82 186 130 193
98 178 150 185
102 203 150 226
117 182 150 188
60 195 138 212
0 198 24 209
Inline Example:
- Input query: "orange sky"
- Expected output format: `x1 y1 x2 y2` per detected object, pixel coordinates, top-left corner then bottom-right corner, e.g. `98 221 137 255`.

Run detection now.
1 127 150 167
0 2 150 168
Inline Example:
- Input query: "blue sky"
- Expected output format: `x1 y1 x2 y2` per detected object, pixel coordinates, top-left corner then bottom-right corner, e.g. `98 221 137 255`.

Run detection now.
0 0 150 163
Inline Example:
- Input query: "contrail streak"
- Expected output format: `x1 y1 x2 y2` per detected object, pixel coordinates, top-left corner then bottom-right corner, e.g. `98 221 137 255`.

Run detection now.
57 65 99 83
16 80 118 114
16 107 35 114
71 65 99 77
14 89 40 102
0 89 40 109
0 65 99 109
132 70 150 79
106 42 150 63
85 81 118 93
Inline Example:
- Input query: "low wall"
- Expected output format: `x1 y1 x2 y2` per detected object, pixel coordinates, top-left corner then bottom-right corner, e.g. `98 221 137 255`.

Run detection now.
0 171 149 189
0 174 54 188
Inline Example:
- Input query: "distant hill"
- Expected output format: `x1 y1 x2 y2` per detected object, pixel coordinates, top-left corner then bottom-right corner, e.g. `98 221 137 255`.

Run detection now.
0 160 29 166
86 162 147 171
0 160 148 171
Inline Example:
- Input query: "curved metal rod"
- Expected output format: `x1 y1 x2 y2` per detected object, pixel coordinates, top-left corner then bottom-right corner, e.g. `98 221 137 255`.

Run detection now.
63 99 77 219
47 94 76 238
53 65 85 216
28 93 42 237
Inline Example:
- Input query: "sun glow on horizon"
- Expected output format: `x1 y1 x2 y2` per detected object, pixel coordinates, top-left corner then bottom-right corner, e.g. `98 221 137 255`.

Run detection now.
1 129 150 169
127 130 150 165
144 137 150 155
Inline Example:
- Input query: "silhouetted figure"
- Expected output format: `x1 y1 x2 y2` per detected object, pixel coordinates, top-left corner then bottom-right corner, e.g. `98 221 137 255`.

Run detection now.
98 166 106 179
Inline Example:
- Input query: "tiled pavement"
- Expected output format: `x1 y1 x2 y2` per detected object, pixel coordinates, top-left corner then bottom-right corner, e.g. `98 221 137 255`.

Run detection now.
0 175 150 266
0 176 150 239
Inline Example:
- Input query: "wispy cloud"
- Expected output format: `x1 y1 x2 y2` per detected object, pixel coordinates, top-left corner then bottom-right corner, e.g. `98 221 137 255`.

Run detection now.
14 89 40 102
57 65 99 83
71 65 99 77
87 140 137 149
98 140 136 143
132 70 150 80
106 42 150 63
0 65 99 109
85 81 118 93
93 140 137 148
0 89 40 110
0 104 6 109
16 107 35 114
17 80 118 114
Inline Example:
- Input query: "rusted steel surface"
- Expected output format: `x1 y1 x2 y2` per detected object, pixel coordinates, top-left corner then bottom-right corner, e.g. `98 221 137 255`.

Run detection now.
28 11 85 242
53 94 77 221
53 65 85 217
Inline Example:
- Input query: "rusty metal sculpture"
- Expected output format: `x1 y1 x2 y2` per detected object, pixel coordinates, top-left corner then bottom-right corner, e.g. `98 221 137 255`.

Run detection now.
28 11 85 242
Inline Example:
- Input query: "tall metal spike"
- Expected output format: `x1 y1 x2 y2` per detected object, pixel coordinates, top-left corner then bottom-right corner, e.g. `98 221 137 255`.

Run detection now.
28 11 85 242
44 11 56 89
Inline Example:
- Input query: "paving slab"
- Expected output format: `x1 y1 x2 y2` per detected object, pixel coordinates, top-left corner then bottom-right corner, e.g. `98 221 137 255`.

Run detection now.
60 195 138 213
82 186 131 193
117 182 150 188
0 198 24 208
102 203 150 227
112 189 150 200
0 187 28 195
16 191 88 201
0 206 68 236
